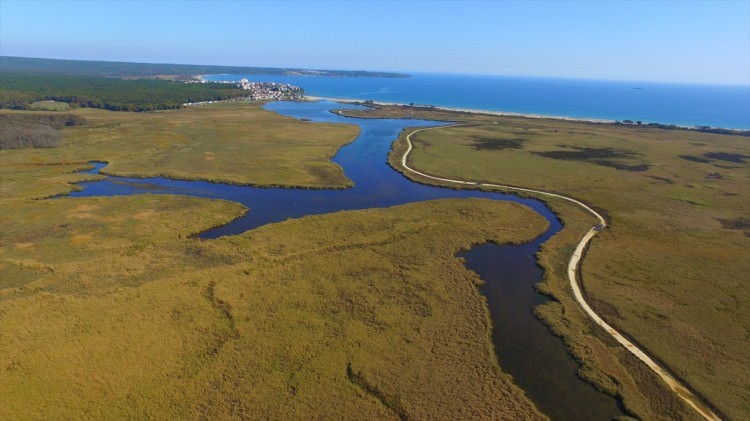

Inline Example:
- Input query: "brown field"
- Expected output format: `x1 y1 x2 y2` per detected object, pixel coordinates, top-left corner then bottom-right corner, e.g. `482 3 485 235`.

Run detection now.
343 104 749 420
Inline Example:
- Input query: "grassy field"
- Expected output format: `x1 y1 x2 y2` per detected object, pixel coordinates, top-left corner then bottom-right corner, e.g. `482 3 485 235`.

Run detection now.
339 105 749 419
0 102 359 188
1 103 553 418
0 193 548 418
28 100 71 111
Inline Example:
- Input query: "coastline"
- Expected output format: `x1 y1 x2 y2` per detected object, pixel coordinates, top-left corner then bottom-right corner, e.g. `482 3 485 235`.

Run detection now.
306 95 750 133
305 95 617 125
193 71 750 131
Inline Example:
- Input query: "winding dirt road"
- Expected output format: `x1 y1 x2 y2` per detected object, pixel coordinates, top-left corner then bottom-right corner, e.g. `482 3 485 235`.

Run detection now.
401 125 721 421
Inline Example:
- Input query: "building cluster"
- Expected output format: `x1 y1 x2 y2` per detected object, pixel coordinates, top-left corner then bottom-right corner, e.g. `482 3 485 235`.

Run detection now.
237 78 304 100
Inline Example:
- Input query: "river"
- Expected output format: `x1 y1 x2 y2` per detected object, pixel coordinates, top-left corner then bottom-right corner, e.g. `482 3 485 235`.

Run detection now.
70 100 622 419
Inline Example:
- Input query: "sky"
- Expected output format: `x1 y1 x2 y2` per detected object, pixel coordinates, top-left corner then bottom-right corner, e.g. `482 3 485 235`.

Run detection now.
1 0 749 85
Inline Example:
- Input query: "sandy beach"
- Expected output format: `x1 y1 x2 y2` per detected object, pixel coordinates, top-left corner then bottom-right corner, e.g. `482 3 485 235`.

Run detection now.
304 95 617 124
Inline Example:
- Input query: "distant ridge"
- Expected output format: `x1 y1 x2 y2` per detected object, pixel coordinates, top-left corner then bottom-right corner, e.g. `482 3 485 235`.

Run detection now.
0 56 410 79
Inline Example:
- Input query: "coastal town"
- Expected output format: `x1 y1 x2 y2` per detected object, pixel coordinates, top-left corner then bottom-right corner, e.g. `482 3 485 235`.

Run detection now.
235 78 303 100
184 78 304 106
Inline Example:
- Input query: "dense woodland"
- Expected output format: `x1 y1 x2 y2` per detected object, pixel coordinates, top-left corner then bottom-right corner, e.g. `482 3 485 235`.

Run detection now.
0 73 250 111
0 56 409 78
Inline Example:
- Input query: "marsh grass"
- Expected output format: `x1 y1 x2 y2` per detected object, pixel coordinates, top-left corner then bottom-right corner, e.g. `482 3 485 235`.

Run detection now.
0 104 551 418
0 102 359 188
0 192 548 419
356 104 750 420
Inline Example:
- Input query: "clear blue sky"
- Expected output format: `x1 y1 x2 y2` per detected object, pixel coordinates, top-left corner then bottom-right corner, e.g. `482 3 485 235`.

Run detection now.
1 0 748 85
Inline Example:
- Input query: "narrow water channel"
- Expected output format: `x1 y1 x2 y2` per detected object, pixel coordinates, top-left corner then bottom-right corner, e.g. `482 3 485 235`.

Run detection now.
461 243 623 420
69 100 621 419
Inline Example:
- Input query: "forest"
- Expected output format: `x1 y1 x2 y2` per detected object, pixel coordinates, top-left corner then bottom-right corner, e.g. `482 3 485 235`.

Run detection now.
0 73 250 111
0 56 409 78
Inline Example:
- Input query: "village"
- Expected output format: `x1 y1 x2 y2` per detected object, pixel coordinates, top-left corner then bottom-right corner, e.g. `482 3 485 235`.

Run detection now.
236 78 304 100
182 78 304 106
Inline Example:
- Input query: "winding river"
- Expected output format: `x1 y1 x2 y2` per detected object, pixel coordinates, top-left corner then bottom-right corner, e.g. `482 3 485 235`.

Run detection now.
70 100 622 419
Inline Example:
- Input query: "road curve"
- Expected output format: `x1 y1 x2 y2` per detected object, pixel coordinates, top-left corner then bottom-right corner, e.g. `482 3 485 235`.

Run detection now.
400 125 721 421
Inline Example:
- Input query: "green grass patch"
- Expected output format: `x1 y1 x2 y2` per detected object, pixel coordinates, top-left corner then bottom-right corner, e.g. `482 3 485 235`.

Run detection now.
28 100 70 111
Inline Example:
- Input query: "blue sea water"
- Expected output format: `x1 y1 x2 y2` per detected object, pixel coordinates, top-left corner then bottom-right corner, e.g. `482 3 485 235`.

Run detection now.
205 73 750 129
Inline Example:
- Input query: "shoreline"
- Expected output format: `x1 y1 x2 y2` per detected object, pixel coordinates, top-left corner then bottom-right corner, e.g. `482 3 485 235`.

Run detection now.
305 95 617 125
303 95 748 133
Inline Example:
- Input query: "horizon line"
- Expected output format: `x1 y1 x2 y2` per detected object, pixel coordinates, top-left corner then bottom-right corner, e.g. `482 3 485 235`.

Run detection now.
3 55 749 88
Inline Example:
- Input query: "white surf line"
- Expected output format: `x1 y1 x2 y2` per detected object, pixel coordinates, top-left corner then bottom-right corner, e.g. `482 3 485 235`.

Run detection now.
401 125 721 421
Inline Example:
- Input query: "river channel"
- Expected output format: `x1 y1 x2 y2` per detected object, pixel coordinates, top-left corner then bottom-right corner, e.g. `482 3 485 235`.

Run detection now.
70 100 621 419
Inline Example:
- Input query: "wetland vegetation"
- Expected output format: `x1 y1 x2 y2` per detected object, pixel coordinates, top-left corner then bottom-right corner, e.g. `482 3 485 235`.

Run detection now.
0 103 359 187
0 185 548 418
1 102 555 419
3 95 747 419
342 104 749 420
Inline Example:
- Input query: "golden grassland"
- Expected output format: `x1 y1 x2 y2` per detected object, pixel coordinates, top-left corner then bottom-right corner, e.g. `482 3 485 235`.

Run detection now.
0 102 359 188
0 195 548 418
342 105 749 420
1 105 551 418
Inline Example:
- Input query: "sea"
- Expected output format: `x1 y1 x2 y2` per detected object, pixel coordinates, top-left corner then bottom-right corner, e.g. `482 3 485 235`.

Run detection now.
204 73 750 130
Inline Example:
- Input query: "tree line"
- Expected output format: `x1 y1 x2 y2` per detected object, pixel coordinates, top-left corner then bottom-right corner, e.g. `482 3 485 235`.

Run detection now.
0 56 409 78
615 119 749 137
0 73 250 112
